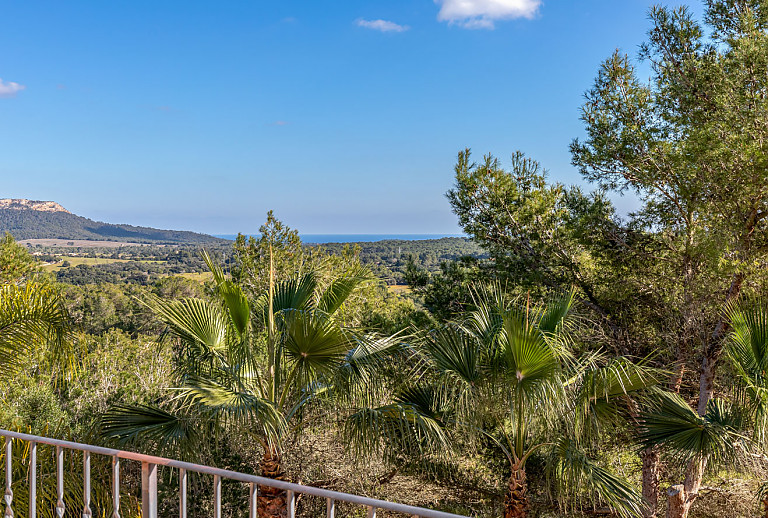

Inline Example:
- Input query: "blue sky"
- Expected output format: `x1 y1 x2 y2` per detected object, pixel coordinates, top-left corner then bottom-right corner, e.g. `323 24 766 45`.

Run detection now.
0 0 703 235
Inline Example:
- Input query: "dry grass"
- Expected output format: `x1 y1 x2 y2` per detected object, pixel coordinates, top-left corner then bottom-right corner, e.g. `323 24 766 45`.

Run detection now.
42 256 166 271
20 238 154 248
224 421 500 517
42 256 133 271
688 478 761 518
176 271 213 282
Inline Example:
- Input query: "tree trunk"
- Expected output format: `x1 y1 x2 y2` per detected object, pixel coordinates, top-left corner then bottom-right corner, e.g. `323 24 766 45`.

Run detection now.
694 202 756 416
696 353 718 416
641 360 686 518
665 272 746 518
665 485 685 518
642 447 660 518
664 458 706 518
504 461 528 518
258 447 287 518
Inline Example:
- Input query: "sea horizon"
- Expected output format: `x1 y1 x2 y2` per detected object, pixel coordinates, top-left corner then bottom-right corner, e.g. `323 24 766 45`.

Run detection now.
213 233 464 244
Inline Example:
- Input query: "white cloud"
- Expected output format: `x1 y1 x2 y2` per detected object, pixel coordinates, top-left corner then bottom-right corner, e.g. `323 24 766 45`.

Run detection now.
356 19 410 32
435 0 540 29
0 78 25 98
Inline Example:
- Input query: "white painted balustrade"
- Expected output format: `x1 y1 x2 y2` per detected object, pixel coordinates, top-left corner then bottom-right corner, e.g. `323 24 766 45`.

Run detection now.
0 429 468 518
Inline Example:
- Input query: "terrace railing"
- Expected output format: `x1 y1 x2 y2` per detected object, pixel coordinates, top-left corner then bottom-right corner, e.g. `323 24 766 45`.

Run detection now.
0 429 469 518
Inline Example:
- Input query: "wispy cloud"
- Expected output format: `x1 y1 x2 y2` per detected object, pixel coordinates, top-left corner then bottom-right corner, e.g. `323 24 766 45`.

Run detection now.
270 120 289 126
356 19 410 33
435 0 540 29
0 78 26 98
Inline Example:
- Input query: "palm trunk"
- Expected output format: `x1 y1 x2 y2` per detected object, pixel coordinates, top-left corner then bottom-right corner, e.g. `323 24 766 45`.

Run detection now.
645 355 686 518
642 446 660 518
504 460 528 518
665 458 705 518
665 271 745 518
627 395 660 518
258 447 287 518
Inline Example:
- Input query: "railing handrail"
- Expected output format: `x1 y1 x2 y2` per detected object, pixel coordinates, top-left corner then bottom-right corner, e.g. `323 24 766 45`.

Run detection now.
0 429 469 518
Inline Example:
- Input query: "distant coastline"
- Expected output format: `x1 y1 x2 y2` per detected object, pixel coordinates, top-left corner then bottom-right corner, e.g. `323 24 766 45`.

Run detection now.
213 234 465 244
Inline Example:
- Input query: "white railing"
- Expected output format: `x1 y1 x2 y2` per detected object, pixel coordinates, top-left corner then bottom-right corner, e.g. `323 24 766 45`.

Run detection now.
0 429 469 518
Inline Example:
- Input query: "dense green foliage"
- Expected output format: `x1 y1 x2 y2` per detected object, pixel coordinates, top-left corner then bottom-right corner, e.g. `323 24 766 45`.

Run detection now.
316 237 484 285
0 232 43 282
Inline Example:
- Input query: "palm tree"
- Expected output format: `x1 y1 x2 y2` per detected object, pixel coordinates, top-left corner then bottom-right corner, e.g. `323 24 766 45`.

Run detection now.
0 282 70 375
726 303 768 449
639 303 764 518
721 303 768 517
0 282 88 516
639 392 745 518
101 253 399 517
347 288 659 518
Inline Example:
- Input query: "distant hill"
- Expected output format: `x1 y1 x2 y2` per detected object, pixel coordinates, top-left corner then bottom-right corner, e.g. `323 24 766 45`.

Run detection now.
0 199 226 245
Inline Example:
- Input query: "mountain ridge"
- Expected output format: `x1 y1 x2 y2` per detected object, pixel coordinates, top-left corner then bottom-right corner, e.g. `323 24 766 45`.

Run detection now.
0 198 225 245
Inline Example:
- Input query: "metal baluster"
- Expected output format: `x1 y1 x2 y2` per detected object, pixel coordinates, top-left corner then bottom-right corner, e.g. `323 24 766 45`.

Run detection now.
111 455 120 518
55 446 65 518
213 475 221 518
326 498 335 518
179 468 187 518
287 490 295 518
82 451 92 517
367 506 376 518
248 482 257 518
4 438 12 518
141 462 157 518
28 442 36 518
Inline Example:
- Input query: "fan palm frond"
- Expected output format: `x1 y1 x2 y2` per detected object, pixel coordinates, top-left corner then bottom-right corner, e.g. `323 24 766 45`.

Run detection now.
0 283 71 374
281 310 352 384
499 306 560 396
203 250 252 341
317 263 371 315
151 297 228 353
421 326 483 414
640 392 746 467
538 288 576 336
424 326 482 386
334 332 406 405
273 273 317 313
101 404 198 452
466 285 505 347
726 304 768 446
574 356 662 440
548 438 644 518
181 375 284 435
345 386 449 459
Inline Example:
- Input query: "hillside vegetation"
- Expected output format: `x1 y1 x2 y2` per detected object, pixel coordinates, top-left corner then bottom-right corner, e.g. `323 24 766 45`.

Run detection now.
0 199 225 244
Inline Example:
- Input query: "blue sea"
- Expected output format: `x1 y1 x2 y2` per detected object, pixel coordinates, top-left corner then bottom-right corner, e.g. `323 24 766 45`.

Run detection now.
214 234 463 244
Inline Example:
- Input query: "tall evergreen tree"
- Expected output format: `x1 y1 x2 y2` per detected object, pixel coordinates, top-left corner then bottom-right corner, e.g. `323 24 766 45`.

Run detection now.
572 1 768 516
